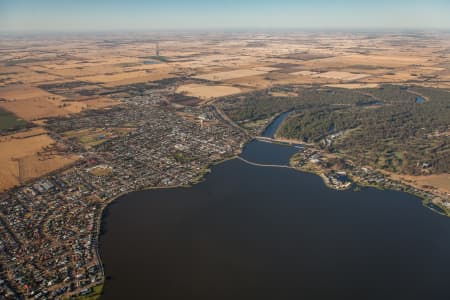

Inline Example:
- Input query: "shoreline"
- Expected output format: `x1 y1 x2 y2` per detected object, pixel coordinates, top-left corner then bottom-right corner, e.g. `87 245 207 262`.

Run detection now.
92 153 240 299
92 119 448 298
289 155 449 217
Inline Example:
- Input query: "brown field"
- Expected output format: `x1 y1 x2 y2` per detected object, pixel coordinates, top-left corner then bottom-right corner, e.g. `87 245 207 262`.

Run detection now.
414 174 450 195
0 84 74 120
0 129 79 191
194 69 269 81
0 85 118 119
0 85 58 101
388 173 450 198
5 127 47 138
0 98 70 120
312 71 370 81
101 72 175 87
290 70 318 76
63 97 120 113
9 71 62 85
78 70 150 83
88 165 113 176
20 154 80 183
82 96 120 109
176 84 242 99
302 54 430 69
224 74 274 89
0 31 449 193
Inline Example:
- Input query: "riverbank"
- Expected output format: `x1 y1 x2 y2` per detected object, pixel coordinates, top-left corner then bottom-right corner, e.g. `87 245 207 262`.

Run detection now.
98 136 450 300
288 143 449 216
93 110 448 298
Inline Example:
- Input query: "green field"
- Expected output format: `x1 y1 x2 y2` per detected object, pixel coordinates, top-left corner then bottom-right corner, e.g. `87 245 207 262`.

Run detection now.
77 284 103 300
0 108 27 131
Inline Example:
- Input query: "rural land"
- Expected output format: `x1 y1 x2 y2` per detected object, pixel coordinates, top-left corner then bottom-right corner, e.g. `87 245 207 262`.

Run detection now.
0 31 449 299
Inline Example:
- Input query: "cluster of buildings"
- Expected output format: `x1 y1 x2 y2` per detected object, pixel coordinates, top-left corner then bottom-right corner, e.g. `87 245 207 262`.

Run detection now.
351 165 448 211
291 147 352 190
292 145 448 210
0 92 247 299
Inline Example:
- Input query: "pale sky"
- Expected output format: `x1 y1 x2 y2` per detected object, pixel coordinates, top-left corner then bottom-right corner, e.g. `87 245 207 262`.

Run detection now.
1 0 450 32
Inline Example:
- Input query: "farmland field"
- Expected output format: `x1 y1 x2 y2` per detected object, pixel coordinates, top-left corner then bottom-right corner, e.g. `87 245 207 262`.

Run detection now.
0 108 27 131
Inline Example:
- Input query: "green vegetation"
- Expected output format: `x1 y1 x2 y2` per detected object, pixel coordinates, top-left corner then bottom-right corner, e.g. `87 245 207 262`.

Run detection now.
279 85 450 175
116 62 140 68
142 55 170 62
240 118 270 130
218 92 298 122
63 128 112 149
349 64 394 70
77 284 103 300
219 87 372 124
220 85 450 175
173 151 193 163
4 57 49 66
0 108 28 131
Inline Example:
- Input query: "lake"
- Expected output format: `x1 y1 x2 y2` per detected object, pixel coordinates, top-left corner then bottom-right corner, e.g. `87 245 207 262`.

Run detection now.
99 113 450 300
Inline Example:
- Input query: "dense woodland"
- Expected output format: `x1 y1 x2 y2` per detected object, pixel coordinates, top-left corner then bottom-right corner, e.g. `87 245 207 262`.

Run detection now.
220 85 450 175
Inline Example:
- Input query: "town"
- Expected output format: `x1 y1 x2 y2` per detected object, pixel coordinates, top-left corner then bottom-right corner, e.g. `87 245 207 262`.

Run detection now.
0 89 247 299
0 30 449 299
290 142 449 214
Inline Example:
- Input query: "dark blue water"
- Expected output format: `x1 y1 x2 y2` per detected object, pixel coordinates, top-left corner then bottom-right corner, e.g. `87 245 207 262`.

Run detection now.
357 100 384 107
99 114 450 300
262 111 291 138
240 140 297 165
415 96 425 104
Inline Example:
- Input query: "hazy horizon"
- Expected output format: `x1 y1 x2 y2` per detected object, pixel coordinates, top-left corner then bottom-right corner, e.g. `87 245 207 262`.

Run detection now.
1 0 450 33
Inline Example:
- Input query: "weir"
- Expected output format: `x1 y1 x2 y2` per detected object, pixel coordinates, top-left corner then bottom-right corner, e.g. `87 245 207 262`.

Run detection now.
236 156 293 169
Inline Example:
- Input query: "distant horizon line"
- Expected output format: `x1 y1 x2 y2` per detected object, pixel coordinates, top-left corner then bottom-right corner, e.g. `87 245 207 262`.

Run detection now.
1 27 449 36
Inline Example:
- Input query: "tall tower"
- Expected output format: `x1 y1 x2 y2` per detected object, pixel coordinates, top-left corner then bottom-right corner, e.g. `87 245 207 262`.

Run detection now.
156 42 160 57
12 157 25 184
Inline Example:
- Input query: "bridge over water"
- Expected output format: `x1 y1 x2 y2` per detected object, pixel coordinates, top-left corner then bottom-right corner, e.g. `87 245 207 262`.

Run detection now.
254 136 303 147
236 156 294 169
